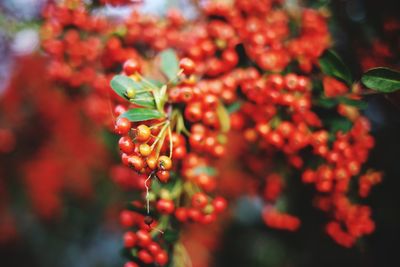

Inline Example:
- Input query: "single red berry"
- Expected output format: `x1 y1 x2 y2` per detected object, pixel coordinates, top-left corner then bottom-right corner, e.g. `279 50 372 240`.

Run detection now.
138 249 153 264
128 155 144 171
156 199 175 214
115 118 131 135
175 207 188 222
179 57 196 75
212 197 227 213
123 231 137 248
120 210 136 227
188 208 201 222
155 250 169 266
156 170 170 183
136 229 152 247
147 242 161 255
123 59 141 75
191 192 208 209
119 136 135 154
124 261 139 267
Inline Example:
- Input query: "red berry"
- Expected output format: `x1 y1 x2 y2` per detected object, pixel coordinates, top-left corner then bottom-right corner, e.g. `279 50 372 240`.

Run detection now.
191 192 208 209
155 250 169 266
156 170 170 183
123 59 141 75
147 242 161 255
179 58 196 75
123 231 137 248
115 118 131 135
124 261 139 267
120 210 136 227
175 207 188 222
119 136 135 154
156 199 175 214
212 197 227 213
138 249 153 264
136 230 152 247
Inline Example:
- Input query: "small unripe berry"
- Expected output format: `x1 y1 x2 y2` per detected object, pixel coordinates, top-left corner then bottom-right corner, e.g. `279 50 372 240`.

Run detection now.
136 124 151 142
158 155 172 170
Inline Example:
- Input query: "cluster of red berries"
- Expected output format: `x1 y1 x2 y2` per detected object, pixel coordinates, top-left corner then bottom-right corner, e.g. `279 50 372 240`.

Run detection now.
37 0 385 265
319 195 376 247
112 54 229 266
179 0 380 246
120 208 169 266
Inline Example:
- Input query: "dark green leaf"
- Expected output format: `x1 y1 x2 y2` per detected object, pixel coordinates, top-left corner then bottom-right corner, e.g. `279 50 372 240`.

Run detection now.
119 108 164 122
216 102 230 133
160 49 179 81
338 97 368 109
164 230 180 243
361 67 400 93
319 50 352 85
126 203 147 215
314 97 338 108
328 118 353 134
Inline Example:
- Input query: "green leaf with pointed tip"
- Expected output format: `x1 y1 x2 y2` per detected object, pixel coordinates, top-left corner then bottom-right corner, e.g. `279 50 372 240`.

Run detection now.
361 67 400 93
319 50 352 85
119 108 164 122
110 75 132 100
160 49 179 81
216 102 230 133
110 75 156 108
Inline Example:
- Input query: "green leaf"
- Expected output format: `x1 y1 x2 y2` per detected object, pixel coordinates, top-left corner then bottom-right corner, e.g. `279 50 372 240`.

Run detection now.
160 49 179 81
338 97 368 109
328 118 353 134
164 229 180 243
226 101 243 114
126 203 147 215
319 50 352 85
110 75 156 108
216 102 230 133
314 97 337 108
361 67 400 93
119 108 165 122
110 75 132 100
130 91 156 109
192 166 217 176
